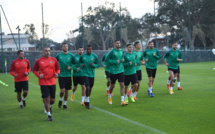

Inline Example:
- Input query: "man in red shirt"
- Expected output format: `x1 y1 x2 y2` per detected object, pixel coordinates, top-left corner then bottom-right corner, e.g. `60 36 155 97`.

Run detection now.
33 47 60 121
10 50 31 109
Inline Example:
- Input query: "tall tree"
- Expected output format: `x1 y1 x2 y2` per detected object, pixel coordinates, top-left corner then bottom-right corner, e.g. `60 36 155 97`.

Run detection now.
23 23 38 44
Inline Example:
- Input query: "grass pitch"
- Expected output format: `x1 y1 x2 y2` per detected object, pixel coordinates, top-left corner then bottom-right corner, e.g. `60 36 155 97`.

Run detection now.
0 62 215 134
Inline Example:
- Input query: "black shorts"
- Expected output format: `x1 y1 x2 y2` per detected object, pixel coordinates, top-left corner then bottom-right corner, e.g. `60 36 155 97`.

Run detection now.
81 76 94 89
73 76 85 86
178 66 180 74
40 85 56 98
58 77 72 90
110 72 125 84
124 74 138 86
146 68 157 78
105 71 110 79
136 70 142 81
168 68 179 74
15 81 28 93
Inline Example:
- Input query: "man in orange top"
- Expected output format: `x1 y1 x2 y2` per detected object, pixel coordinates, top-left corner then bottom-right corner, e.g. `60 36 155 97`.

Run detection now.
10 50 31 109
33 47 60 121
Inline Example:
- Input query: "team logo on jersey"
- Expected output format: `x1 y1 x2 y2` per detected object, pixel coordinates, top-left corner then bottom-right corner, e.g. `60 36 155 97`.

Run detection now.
23 62 25 64
68 58 70 60
91 58 93 61
50 61 52 63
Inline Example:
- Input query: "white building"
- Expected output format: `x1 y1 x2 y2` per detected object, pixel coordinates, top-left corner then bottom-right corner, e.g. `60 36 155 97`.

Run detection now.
0 33 36 51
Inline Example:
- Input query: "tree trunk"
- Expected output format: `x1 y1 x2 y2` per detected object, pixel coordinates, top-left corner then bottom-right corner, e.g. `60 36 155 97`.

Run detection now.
99 29 106 50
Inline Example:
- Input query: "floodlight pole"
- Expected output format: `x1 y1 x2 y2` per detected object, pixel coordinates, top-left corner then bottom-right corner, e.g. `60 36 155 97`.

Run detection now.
154 0 157 48
120 3 122 45
42 3 45 49
16 25 21 50
81 3 84 49
0 10 4 72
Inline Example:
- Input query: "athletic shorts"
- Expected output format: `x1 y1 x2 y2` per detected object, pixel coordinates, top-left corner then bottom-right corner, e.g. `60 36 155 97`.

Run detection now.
146 68 157 78
15 81 28 93
110 72 125 84
124 74 138 86
136 70 142 81
81 76 94 89
168 68 179 74
105 71 110 79
73 76 85 86
58 77 72 90
178 66 180 74
40 85 56 99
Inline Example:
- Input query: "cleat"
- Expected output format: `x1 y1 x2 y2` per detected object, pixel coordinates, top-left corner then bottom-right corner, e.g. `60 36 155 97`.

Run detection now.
84 102 90 109
178 87 183 90
81 102 85 106
150 93 154 97
130 96 135 102
121 101 128 106
50 106 52 114
47 115 52 121
167 84 170 89
71 95 74 101
125 98 129 103
58 100 62 108
107 90 109 95
22 100 26 107
63 105 68 110
19 105 23 109
134 97 139 100
128 88 131 97
169 90 174 94
108 97 112 104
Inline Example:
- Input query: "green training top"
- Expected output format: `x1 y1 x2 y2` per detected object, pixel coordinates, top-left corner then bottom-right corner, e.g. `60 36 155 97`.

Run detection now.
123 52 137 75
56 52 75 77
143 48 161 69
73 53 84 77
133 50 144 71
105 48 124 74
101 53 110 72
79 53 99 78
163 48 182 69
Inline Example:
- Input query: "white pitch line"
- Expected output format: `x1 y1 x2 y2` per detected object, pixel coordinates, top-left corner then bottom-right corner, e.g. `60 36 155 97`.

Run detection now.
28 81 167 134
74 100 167 134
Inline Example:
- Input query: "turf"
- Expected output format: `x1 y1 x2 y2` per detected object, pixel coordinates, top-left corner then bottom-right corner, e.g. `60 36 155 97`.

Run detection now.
0 62 215 134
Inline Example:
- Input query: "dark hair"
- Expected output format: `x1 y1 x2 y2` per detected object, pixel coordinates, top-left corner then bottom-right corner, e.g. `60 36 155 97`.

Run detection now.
87 45 92 48
126 43 132 47
78 46 83 49
148 41 153 45
114 39 120 42
171 41 177 45
61 42 68 47
134 41 140 47
17 50 23 55
109 45 113 49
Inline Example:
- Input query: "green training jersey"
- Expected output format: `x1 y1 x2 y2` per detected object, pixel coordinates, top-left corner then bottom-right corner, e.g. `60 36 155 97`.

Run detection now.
123 52 137 75
133 50 144 71
56 52 75 77
163 48 182 69
73 53 84 77
79 53 99 78
143 48 161 69
105 48 124 74
101 53 110 72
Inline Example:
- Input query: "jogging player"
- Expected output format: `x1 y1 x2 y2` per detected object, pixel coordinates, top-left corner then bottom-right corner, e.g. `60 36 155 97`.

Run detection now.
79 45 99 109
10 50 31 109
105 40 128 106
167 66 182 90
33 47 60 121
143 41 161 97
101 45 113 95
123 44 138 103
56 43 75 110
163 41 182 94
128 41 145 100
71 47 86 106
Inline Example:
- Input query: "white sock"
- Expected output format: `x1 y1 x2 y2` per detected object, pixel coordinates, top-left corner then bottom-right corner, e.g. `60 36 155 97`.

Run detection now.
22 97 25 101
64 101 67 105
130 92 134 97
47 112 51 116
60 97 63 101
149 87 152 93
19 102 22 106
125 94 128 98
82 96 85 102
72 91 75 95
107 87 109 91
108 93 112 98
86 97 89 102
121 96 124 102
170 87 173 90
134 91 138 97
167 80 170 84
177 82 180 87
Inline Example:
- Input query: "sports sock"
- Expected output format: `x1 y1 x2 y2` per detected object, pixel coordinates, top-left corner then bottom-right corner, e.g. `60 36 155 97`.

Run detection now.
173 77 177 84
108 93 112 98
86 97 89 102
121 96 124 102
72 91 75 95
149 87 153 93
50 105 52 108
124 94 128 98
22 97 25 101
134 91 138 97
169 87 173 90
130 92 133 97
60 97 63 101
177 82 180 87
107 87 109 91
129 87 133 91
82 96 85 102
167 80 170 84
47 112 51 116
64 101 67 105
19 102 22 106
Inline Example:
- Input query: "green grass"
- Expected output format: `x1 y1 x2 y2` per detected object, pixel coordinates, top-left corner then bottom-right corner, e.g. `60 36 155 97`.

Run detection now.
0 62 215 134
